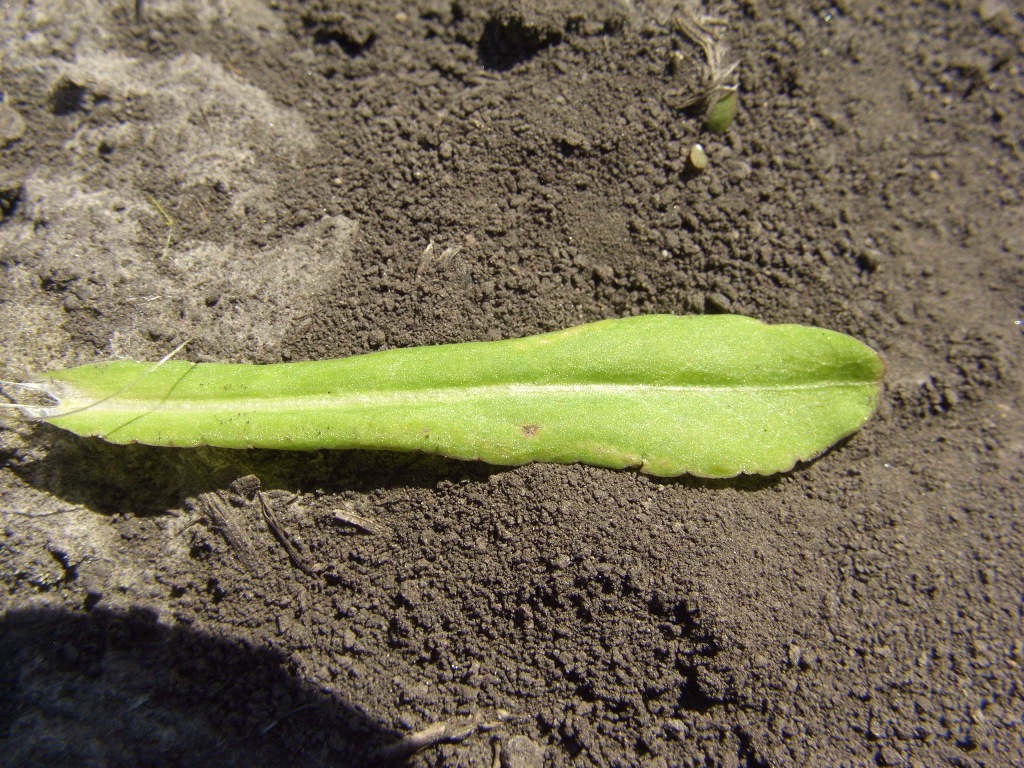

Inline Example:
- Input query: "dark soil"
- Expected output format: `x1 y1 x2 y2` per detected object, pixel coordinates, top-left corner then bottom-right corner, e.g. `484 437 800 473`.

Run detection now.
1 1 1022 766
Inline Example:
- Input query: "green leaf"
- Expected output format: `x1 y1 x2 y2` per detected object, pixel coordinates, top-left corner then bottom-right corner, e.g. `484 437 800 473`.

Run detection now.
30 315 882 478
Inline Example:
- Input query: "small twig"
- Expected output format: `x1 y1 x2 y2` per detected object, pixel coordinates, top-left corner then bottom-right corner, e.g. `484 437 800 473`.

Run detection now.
0 506 82 518
374 710 516 764
194 490 260 573
332 504 390 536
258 491 316 576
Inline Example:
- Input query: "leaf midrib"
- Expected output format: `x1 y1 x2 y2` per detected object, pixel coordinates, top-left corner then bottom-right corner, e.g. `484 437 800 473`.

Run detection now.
52 380 876 416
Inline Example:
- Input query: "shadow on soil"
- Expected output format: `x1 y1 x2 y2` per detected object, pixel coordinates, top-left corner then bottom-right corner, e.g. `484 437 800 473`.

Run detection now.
9 423 503 515
9 420 831 516
0 604 399 768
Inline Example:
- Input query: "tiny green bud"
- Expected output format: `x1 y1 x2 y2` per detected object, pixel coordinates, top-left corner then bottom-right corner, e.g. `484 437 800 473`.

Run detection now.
706 91 738 134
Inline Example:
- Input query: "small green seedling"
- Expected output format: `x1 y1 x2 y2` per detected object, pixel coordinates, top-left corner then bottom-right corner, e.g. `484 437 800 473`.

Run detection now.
670 8 739 134
9 315 882 478
705 90 737 135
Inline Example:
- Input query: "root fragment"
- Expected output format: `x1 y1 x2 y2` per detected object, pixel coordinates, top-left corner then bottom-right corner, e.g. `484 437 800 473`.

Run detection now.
374 710 516 764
